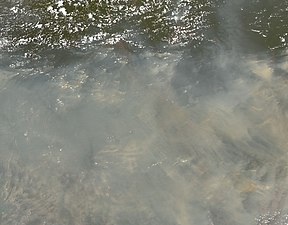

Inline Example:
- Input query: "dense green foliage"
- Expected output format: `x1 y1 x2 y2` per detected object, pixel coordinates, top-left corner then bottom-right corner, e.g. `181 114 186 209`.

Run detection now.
0 0 219 52
242 0 288 51
0 0 287 53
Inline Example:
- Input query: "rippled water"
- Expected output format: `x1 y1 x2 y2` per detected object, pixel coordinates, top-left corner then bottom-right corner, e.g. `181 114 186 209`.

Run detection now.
0 0 288 225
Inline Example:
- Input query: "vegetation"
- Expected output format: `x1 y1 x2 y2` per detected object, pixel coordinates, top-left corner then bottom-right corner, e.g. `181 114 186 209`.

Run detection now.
1 0 219 52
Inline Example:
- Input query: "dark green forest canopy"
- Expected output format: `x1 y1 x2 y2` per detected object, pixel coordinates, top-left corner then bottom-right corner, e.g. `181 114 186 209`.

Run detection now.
0 0 219 51
241 0 288 51
0 0 287 53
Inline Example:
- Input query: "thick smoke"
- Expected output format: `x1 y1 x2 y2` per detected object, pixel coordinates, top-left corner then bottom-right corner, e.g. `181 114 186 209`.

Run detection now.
0 0 288 225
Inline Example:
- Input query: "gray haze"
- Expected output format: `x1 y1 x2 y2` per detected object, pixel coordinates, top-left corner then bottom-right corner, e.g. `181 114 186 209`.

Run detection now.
0 0 288 225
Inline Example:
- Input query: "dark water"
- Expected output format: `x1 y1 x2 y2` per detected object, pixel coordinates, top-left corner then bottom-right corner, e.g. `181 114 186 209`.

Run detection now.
0 0 288 225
